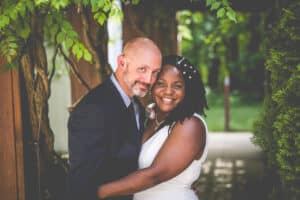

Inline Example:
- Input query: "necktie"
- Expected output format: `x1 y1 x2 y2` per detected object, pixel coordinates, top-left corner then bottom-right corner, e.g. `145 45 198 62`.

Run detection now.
128 102 138 130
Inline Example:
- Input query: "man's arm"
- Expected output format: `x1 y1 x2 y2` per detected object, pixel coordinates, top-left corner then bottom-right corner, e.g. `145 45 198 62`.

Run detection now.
67 104 108 200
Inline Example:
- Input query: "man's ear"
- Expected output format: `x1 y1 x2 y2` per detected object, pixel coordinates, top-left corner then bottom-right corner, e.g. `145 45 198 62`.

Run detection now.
117 54 126 68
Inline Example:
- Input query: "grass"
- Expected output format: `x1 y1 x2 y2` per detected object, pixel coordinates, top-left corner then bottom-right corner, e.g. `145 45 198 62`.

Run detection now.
204 91 263 132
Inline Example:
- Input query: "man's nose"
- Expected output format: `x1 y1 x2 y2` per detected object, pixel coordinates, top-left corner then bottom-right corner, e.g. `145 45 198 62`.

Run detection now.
143 72 152 84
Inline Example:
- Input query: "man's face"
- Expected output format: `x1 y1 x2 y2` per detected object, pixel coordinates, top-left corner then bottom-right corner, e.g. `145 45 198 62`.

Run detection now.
121 52 161 97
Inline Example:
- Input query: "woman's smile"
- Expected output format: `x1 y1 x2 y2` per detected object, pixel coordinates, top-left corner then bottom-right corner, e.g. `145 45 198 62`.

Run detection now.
153 65 185 114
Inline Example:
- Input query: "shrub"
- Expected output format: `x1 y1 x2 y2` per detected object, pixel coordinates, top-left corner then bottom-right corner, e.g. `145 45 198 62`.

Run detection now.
253 0 300 199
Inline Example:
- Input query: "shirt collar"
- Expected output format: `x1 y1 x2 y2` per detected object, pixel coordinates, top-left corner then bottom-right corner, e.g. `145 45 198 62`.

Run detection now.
110 74 132 107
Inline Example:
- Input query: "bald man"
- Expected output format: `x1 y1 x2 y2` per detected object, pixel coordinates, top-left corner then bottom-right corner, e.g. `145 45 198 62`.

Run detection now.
67 37 162 200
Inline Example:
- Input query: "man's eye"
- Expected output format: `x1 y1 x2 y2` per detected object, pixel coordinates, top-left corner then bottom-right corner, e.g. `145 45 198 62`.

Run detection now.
137 67 146 73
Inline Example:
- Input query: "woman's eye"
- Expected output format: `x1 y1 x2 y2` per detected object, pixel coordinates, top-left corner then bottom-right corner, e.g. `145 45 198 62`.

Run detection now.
174 85 183 89
155 81 165 87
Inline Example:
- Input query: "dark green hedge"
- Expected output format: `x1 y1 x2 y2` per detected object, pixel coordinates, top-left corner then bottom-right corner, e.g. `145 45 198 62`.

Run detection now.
253 0 300 199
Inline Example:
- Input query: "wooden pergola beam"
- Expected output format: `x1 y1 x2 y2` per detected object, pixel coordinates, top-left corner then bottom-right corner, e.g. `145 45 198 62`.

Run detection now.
142 0 275 12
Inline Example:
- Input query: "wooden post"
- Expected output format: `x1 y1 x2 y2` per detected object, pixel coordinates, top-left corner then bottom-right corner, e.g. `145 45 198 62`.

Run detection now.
122 2 178 55
0 59 25 200
224 76 230 131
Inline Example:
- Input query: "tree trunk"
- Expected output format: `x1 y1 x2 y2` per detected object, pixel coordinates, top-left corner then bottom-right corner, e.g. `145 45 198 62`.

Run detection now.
20 11 66 200
68 6 110 104
247 13 265 99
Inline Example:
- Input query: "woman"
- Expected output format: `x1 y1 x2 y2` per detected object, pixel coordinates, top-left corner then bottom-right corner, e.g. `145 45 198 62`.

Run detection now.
98 55 209 200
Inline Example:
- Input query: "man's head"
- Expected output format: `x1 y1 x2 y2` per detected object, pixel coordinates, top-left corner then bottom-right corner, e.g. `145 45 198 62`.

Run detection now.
115 37 162 98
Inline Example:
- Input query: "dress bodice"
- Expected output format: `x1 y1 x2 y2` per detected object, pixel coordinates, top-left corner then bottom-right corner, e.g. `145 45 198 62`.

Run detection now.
133 113 208 200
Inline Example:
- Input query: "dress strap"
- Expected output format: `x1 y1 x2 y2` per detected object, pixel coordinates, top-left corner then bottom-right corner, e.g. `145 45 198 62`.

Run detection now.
193 113 209 163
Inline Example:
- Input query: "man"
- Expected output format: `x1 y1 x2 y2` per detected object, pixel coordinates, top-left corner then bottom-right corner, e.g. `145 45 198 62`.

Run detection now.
67 37 162 200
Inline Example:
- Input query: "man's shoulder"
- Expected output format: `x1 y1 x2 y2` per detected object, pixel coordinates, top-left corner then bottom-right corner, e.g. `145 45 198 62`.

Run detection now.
70 79 121 114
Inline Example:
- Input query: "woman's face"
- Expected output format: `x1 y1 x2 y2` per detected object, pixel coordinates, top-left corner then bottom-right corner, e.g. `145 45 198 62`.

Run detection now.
152 65 185 114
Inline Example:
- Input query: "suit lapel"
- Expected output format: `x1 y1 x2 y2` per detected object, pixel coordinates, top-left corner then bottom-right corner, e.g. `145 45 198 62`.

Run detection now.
105 79 141 140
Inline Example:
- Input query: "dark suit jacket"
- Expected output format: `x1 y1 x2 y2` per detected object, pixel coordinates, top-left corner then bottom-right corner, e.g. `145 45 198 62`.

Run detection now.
66 78 144 200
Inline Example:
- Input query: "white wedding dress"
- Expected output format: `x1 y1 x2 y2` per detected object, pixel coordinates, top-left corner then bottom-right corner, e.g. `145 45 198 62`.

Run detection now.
133 113 208 200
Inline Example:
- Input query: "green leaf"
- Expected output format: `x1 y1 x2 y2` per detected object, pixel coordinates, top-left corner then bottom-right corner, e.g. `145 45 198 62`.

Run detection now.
211 2 221 10
103 1 112 12
50 24 59 39
222 0 229 7
129 0 140 5
96 12 106 25
19 28 31 39
72 43 80 56
65 38 73 49
68 30 78 39
76 48 83 60
6 36 16 42
217 8 225 18
62 20 73 32
206 0 213 6
226 10 237 23
178 25 192 40
97 0 105 8
82 0 89 6
19 3 27 17
2 63 13 72
9 49 17 56
0 15 10 29
9 9 18 20
8 43 18 49
6 55 12 63
57 31 65 43
83 49 92 62
91 0 98 8
25 1 34 12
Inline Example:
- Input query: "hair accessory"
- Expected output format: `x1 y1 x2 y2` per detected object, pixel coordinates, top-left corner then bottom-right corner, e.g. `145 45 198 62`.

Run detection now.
146 103 156 120
177 57 185 65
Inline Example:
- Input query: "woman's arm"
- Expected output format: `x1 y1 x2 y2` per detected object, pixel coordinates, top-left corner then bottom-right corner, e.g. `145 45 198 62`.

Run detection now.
98 116 206 199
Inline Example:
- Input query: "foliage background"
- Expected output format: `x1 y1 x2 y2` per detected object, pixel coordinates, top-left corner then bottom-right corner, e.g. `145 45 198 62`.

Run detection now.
252 0 300 199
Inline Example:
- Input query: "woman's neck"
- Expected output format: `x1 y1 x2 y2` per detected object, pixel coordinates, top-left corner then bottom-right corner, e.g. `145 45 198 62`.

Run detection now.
155 110 168 124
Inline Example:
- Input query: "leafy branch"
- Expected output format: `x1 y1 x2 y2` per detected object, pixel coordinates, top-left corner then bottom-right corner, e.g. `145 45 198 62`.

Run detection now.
206 0 237 22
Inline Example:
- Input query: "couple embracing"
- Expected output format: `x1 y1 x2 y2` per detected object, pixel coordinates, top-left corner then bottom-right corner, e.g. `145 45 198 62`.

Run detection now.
66 37 208 200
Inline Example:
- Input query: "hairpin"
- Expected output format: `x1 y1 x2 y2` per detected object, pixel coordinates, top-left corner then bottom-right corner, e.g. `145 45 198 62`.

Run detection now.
177 57 185 65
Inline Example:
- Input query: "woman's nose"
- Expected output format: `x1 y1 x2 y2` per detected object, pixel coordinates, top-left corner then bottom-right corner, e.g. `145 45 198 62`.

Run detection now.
164 86 173 95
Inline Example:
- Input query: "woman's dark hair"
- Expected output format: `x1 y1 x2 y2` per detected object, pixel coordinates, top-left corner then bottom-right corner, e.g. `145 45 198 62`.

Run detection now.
154 55 208 131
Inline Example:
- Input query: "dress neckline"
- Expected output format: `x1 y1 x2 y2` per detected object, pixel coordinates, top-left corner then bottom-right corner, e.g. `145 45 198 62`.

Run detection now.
142 125 169 145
